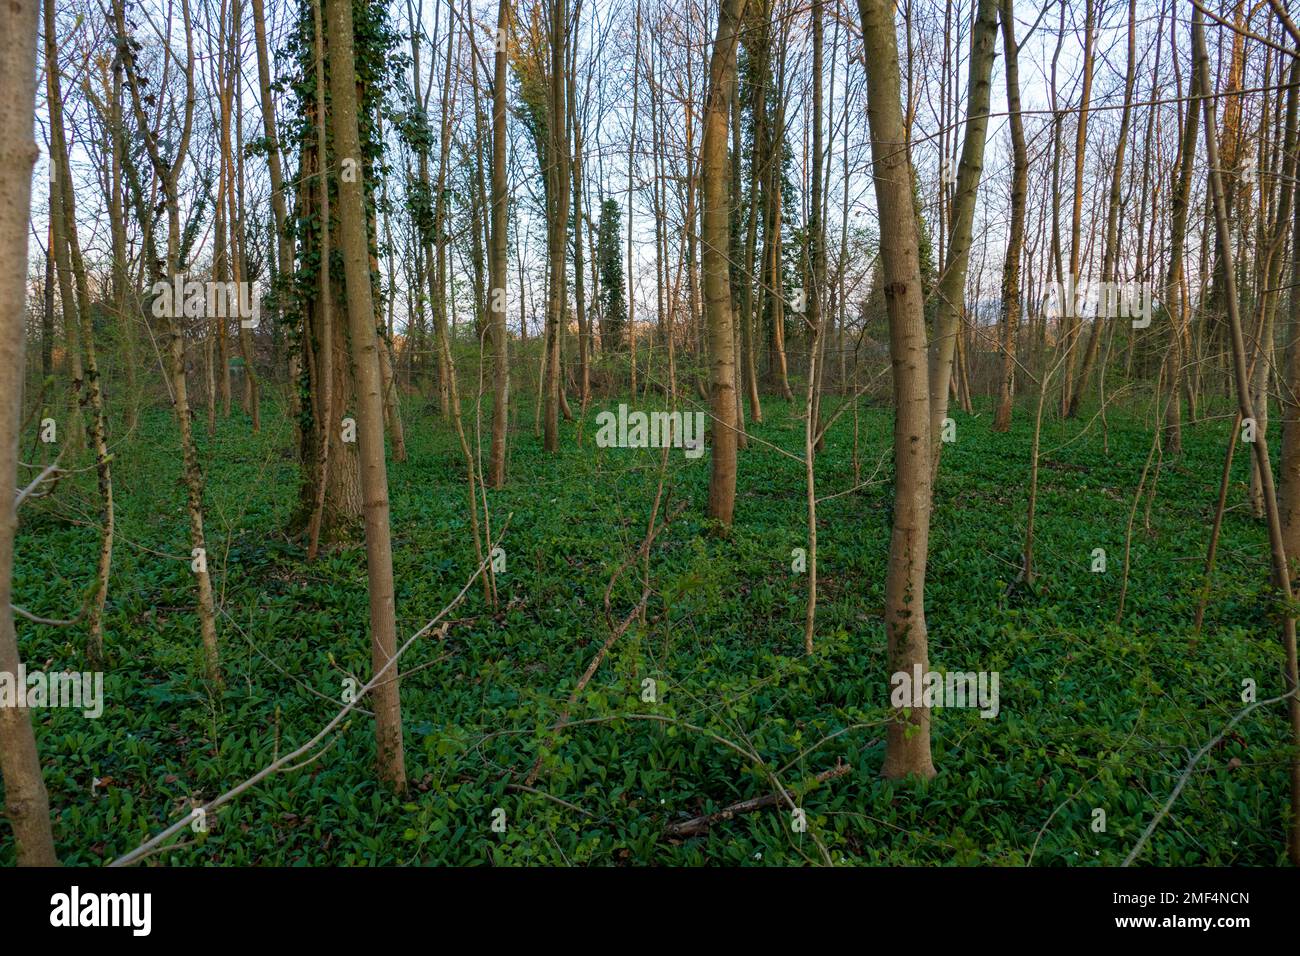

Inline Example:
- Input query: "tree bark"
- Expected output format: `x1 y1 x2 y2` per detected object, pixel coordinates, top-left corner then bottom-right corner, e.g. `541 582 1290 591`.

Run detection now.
0 0 59 867
117 0 221 684
926 0 997 475
859 0 936 780
702 0 747 526
1193 5 1300 865
1069 0 1137 419
992 0 1027 433
326 0 406 792
488 0 511 488
47 0 113 666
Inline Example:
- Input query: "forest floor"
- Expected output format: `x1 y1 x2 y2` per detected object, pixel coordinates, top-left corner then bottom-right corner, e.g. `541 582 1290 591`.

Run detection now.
6 387 1293 865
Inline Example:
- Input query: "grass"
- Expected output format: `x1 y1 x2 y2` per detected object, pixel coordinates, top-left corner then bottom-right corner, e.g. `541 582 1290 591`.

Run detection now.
4 383 1294 865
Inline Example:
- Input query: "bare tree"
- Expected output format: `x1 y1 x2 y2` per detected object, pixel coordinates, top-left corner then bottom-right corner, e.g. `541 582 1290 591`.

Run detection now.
325 0 407 792
858 0 935 780
702 0 747 526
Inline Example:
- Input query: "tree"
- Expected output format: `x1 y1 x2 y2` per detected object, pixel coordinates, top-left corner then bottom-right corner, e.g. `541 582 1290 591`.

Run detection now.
991 0 1028 433
325 0 406 792
46 0 113 666
925 0 998 474
116 0 221 684
0 0 58 868
597 198 627 349
488 0 511 488
858 0 936 780
1069 0 1138 419
702 0 748 526
543 0 570 453
1192 3 1300 865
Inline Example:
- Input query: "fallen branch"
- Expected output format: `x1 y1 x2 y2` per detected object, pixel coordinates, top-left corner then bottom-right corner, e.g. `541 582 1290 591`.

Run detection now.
1121 687 1299 867
664 761 852 838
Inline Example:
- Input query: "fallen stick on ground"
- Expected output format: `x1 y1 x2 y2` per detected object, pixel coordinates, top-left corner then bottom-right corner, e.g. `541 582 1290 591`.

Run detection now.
664 761 852 838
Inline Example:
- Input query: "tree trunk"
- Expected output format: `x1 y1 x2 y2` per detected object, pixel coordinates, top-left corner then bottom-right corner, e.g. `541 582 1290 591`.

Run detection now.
0 0 59 867
47 0 113 666
926 0 997 475
251 0 298 435
1193 5 1300 865
117 0 221 684
488 0 510 488
544 0 569 453
325 0 406 792
1163 4 1198 456
1059 0 1096 416
703 0 747 526
858 0 936 781
992 0 1027 433
1069 0 1137 419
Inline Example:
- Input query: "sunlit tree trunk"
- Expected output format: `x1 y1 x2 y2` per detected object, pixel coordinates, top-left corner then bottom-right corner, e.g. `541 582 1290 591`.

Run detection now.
703 0 747 525
1193 5 1300 865
1163 4 1199 456
1069 0 1137 419
251 0 298 436
1059 0 1096 415
859 0 936 780
543 0 569 452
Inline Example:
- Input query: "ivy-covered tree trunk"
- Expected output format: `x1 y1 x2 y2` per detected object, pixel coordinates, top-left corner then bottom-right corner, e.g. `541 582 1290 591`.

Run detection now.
291 0 400 546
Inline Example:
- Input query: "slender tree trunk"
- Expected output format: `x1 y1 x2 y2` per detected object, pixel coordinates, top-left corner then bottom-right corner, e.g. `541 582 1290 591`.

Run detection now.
543 0 569 452
1280 69 1300 560
992 0 1027 432
703 0 747 526
807 0 826 455
926 0 997 476
306 0 335 560
1193 6 1300 865
1060 0 1096 415
627 1 640 395
1248 54 1295 516
47 0 113 666
326 0 406 792
224 0 260 431
570 65 591 406
859 0 936 780
0 0 58 867
251 0 298 436
1069 0 1137 418
117 0 221 684
1163 12 1203 458
488 0 510 487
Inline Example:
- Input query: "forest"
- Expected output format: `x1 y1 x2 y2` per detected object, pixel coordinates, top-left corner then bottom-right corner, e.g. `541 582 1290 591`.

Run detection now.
1 0 1299 872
